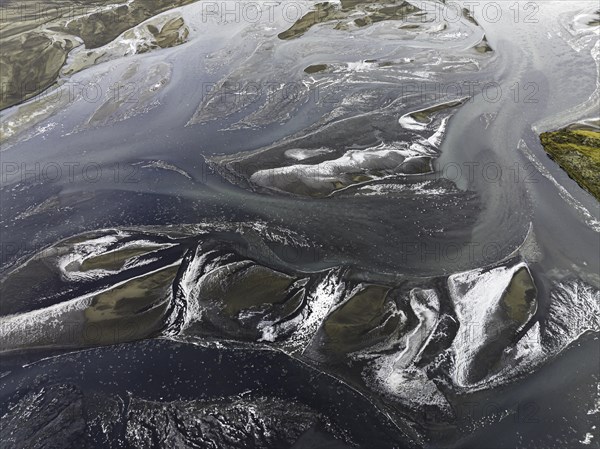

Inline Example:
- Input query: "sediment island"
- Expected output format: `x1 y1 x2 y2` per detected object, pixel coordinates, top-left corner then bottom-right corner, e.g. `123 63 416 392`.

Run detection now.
540 126 600 201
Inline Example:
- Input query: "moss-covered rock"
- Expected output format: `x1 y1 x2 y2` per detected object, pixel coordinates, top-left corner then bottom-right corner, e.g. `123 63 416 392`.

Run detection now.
540 128 600 201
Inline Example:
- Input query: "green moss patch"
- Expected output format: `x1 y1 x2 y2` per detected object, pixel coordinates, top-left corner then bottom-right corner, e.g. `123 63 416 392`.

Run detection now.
500 266 537 323
540 129 600 201
323 284 400 353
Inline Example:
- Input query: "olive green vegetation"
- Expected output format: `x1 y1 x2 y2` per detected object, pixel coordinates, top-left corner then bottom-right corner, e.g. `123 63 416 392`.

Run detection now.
469 266 537 384
83 265 179 345
86 265 178 322
540 129 600 201
61 0 195 50
304 64 329 74
147 17 189 48
278 3 339 40
80 246 164 272
0 0 194 110
201 264 296 316
278 1 419 40
409 98 467 124
0 32 78 111
62 16 189 77
500 266 537 323
323 285 401 353
474 36 493 53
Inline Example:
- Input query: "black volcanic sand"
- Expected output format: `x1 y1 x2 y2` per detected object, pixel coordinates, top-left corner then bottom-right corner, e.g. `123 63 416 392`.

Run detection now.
0 339 415 449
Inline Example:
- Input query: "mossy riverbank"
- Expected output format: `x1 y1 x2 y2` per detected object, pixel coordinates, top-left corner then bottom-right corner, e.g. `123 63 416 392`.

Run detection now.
539 128 600 201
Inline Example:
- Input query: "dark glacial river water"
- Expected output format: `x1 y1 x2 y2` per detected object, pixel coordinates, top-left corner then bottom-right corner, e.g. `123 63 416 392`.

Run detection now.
0 1 599 448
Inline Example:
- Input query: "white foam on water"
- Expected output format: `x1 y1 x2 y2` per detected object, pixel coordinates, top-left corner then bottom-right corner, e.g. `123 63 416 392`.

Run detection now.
543 279 600 353
427 115 450 147
380 365 450 411
0 295 92 351
137 160 193 179
251 140 431 193
367 352 451 413
452 276 600 392
354 287 451 413
477 321 544 391
356 180 452 196
58 236 173 281
347 60 378 72
176 251 246 330
588 383 600 416
399 98 467 132
284 147 334 161
57 234 122 280
448 262 527 388
518 139 600 232
0 262 180 351
399 113 427 131
273 271 345 353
